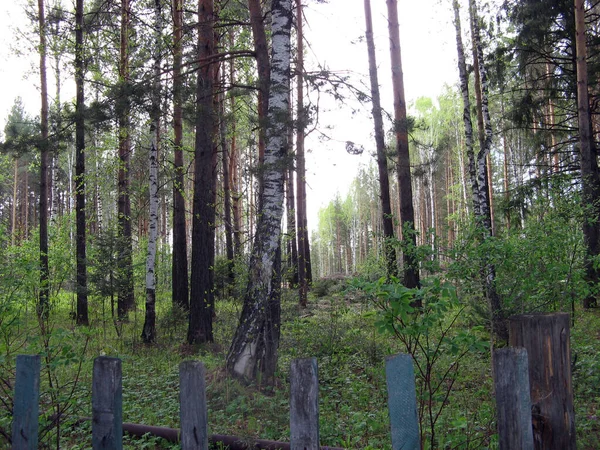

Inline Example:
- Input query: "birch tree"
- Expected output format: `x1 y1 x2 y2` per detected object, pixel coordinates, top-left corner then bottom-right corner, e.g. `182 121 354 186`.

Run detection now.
142 0 163 344
226 0 292 383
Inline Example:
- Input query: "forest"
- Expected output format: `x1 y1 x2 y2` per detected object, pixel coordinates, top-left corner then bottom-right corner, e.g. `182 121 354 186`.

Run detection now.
1 0 600 448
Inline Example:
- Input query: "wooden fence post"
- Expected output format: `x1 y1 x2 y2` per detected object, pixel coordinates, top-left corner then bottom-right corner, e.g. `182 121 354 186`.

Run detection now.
509 313 576 449
290 358 319 450
11 355 40 450
385 353 420 450
92 356 122 450
179 361 208 450
493 347 534 450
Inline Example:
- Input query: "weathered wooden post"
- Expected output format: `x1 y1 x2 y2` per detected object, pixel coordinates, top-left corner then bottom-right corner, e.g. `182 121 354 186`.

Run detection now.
179 361 208 450
493 347 534 450
92 356 122 450
290 358 319 450
385 353 420 450
11 355 41 450
509 313 576 449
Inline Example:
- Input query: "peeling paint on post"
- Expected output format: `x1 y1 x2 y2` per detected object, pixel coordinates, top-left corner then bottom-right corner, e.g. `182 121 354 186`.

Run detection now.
12 355 40 450
290 358 319 450
493 347 534 450
92 356 122 450
385 353 420 450
179 361 208 450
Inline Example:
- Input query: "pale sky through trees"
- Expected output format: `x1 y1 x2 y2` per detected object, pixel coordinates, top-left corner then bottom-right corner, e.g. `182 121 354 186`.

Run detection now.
0 0 459 231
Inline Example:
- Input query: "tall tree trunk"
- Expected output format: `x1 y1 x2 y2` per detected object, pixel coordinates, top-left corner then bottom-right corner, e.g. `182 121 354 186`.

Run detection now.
285 164 298 285
229 31 243 255
220 66 235 284
117 0 134 318
575 0 600 308
142 0 162 344
12 158 18 246
386 0 420 292
248 0 270 178
453 0 478 216
295 0 310 307
38 0 50 320
75 0 88 325
470 0 506 340
364 0 397 279
226 0 292 383
188 0 217 344
171 0 189 311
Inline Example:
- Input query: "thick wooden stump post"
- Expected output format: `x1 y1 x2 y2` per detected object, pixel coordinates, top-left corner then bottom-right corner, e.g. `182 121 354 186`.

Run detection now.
12 355 40 450
92 356 122 450
385 353 420 450
290 358 319 450
179 361 208 450
493 347 534 450
509 313 576 450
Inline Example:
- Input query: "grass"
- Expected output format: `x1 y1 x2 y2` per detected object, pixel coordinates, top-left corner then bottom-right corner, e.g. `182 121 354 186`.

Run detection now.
1 280 600 449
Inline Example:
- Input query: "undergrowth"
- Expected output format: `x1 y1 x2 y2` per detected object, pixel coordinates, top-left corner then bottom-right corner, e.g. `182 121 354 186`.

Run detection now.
1 283 599 449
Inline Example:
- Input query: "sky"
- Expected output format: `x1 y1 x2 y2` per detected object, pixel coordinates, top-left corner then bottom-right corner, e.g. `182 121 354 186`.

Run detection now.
302 0 459 229
0 0 460 231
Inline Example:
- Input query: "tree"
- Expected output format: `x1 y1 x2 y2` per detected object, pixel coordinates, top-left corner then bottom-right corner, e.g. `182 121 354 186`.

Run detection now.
74 0 88 326
469 0 507 340
38 0 50 320
386 0 420 292
296 0 311 307
226 0 292 383
171 0 189 312
142 0 163 344
575 0 600 308
117 0 134 318
452 0 478 218
364 0 397 279
188 0 217 344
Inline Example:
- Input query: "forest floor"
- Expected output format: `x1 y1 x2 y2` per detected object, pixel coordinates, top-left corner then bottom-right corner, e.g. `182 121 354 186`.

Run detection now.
1 277 600 449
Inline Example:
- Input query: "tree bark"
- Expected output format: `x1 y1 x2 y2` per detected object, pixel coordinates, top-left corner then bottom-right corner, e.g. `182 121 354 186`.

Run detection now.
220 66 235 285
38 0 50 320
470 0 507 340
117 0 134 319
75 0 88 325
188 0 217 344
171 0 189 311
248 0 270 182
364 0 397 279
142 0 163 344
296 0 310 307
386 0 420 292
226 0 292 383
575 0 600 308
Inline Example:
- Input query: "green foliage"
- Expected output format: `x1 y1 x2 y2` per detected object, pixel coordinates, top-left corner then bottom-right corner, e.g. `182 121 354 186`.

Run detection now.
449 182 587 326
353 275 488 447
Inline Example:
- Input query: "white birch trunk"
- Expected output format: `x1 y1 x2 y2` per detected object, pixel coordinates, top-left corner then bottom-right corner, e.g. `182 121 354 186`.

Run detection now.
226 0 292 382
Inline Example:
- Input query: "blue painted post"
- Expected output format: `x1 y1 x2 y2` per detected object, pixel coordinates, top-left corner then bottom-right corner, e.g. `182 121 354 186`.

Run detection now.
92 356 122 450
12 355 41 450
290 358 319 450
179 361 208 450
385 353 420 450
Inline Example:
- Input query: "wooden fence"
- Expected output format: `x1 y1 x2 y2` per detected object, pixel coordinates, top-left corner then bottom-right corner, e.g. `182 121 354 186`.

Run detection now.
9 313 575 450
